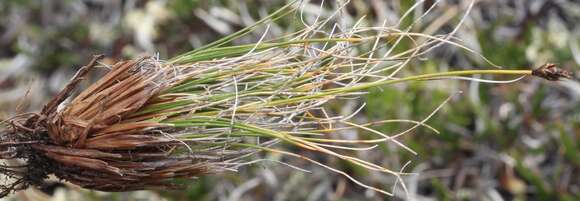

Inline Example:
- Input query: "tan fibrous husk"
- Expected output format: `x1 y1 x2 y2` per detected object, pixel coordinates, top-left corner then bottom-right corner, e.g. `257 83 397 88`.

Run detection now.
0 55 231 196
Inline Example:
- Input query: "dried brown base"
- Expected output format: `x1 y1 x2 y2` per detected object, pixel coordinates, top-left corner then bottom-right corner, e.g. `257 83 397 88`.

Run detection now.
0 55 217 197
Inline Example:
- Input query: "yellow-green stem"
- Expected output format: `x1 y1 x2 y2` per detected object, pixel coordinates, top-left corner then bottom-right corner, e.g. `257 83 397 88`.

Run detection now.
263 69 532 107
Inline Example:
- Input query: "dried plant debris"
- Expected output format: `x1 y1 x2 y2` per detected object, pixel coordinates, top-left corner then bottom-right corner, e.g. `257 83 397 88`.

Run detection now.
0 56 220 196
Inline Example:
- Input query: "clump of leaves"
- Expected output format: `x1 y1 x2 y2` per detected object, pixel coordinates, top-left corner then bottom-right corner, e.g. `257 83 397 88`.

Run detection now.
0 1 572 198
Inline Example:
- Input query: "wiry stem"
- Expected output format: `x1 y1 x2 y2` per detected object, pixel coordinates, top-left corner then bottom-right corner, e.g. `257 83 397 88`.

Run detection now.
261 69 533 107
262 65 572 108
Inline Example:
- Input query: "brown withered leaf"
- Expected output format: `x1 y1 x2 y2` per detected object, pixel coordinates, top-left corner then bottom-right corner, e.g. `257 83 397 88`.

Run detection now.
43 152 123 176
46 57 167 147
1 56 223 196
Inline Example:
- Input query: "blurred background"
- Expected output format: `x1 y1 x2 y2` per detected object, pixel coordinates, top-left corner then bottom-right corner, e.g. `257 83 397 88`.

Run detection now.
0 0 578 200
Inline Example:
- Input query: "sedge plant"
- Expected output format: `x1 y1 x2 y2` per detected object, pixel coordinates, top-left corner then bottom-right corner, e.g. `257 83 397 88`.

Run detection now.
0 0 573 197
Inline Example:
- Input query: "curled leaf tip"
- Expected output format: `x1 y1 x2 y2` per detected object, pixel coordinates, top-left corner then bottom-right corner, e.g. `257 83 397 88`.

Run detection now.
531 63 573 81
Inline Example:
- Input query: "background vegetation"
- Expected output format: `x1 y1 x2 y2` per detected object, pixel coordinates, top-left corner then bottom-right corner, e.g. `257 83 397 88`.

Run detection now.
0 0 578 200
